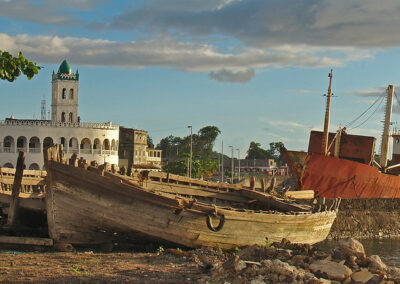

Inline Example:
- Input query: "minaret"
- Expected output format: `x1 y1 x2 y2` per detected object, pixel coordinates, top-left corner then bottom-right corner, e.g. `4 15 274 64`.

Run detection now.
51 59 79 123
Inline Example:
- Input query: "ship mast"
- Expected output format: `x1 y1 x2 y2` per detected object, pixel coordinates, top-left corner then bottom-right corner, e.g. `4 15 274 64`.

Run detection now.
380 85 394 171
321 70 333 156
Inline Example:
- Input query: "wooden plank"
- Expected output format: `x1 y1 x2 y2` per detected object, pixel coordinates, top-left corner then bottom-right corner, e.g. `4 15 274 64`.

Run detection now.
0 236 53 246
285 190 315 199
239 189 312 212
7 151 26 226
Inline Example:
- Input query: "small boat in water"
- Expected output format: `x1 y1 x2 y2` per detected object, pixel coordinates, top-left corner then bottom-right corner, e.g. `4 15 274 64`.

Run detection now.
44 145 338 249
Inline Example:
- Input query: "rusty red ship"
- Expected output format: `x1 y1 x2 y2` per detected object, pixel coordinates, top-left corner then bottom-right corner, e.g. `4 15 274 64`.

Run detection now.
282 71 400 199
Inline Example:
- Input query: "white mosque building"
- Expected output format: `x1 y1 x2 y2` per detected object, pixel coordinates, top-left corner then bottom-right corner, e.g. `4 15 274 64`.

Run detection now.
0 60 119 170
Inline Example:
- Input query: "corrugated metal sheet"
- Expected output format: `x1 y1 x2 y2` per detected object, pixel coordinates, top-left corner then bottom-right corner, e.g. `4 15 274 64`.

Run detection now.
299 154 400 199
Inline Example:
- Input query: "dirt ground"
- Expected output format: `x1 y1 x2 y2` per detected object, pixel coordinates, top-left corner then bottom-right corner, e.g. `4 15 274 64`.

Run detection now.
0 249 210 283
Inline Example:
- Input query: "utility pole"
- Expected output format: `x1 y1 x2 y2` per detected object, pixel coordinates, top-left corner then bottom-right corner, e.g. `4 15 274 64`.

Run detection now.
221 141 224 183
188 125 193 178
229 145 234 184
322 69 333 156
237 148 241 181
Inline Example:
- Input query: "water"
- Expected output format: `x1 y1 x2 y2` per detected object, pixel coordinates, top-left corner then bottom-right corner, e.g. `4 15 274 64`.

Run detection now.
317 239 400 267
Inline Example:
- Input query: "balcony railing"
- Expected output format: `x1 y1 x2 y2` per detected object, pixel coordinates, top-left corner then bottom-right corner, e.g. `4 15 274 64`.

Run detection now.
3 147 12 153
80 149 92 154
0 147 118 156
0 120 119 130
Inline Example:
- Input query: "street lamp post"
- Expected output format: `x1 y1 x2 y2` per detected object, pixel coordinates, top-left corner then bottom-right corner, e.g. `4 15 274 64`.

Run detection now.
229 145 234 184
237 148 240 181
188 126 193 178
221 141 224 183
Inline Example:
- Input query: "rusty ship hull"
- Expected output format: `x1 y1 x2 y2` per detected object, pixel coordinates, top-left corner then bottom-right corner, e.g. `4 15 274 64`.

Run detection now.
283 148 400 199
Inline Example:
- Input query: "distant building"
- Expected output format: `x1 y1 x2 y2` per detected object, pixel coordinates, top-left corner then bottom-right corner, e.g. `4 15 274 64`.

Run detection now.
222 158 288 175
118 127 162 170
0 60 119 170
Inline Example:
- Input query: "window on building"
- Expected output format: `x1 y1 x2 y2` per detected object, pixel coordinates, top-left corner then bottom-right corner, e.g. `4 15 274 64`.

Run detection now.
61 112 66 122
397 138 400 143
17 137 25 148
62 88 66 99
61 137 66 147
69 112 73 123
70 89 74 99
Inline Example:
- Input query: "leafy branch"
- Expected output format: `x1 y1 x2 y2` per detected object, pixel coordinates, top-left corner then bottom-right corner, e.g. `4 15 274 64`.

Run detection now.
0 51 41 82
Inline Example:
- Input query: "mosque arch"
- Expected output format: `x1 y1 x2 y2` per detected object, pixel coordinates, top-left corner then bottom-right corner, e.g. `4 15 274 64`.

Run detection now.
80 138 91 154
29 137 40 153
29 163 40 170
93 138 101 153
16 136 27 151
3 163 14 168
103 139 110 150
69 137 79 153
3 136 15 153
43 137 54 150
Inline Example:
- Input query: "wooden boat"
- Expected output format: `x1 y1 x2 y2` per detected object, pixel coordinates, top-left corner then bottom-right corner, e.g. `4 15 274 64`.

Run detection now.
0 167 46 212
44 145 338 249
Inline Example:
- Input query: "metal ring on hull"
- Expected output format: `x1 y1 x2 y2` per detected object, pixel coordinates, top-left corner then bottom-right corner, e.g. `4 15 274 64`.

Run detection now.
206 213 225 232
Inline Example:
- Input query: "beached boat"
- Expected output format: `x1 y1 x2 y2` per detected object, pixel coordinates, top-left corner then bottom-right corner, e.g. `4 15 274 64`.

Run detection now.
0 167 46 212
44 145 338 249
282 72 400 198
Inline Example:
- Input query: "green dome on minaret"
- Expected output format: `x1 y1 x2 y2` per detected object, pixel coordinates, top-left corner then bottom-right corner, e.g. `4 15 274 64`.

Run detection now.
58 59 72 74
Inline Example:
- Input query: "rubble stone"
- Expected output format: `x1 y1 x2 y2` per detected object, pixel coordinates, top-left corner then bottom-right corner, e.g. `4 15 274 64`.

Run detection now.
350 268 375 283
367 255 387 274
338 237 366 260
309 259 352 281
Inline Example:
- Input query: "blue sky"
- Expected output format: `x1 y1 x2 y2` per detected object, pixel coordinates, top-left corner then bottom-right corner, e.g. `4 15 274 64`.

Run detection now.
1 0 400 156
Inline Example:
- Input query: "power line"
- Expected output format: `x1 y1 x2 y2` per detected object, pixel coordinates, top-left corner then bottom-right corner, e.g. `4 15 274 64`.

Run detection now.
343 91 386 129
348 95 385 130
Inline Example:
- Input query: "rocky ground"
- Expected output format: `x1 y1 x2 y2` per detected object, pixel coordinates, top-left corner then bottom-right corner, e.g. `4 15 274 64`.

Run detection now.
0 238 398 283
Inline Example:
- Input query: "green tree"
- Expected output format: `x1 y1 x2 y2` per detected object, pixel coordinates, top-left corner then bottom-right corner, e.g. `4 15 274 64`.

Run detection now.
266 142 285 165
0 51 41 82
246 141 268 159
147 135 154 149
197 126 221 156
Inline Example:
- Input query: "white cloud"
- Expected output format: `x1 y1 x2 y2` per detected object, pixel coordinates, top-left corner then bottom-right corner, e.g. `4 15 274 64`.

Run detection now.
266 120 314 130
287 89 313 94
0 33 370 82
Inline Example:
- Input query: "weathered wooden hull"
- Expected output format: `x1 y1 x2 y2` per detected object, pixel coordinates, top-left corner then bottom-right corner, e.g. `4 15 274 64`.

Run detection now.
283 149 400 198
0 168 46 211
46 161 336 249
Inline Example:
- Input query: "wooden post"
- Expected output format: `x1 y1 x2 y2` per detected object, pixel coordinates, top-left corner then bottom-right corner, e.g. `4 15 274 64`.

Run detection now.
321 70 333 156
250 176 255 191
7 151 26 227
380 85 394 170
